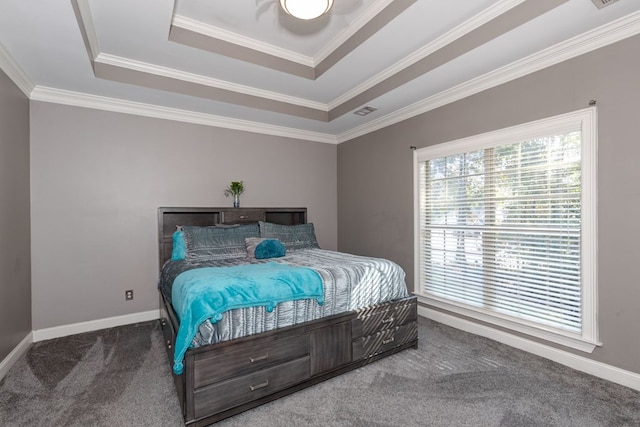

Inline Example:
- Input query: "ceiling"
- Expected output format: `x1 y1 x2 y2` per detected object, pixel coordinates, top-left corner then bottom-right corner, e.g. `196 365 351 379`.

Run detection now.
0 0 639 144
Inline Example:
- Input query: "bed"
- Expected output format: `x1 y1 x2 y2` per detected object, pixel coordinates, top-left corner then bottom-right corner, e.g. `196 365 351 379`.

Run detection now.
157 207 418 426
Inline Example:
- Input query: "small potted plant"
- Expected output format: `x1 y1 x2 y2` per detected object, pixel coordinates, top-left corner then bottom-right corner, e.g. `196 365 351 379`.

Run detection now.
224 181 244 208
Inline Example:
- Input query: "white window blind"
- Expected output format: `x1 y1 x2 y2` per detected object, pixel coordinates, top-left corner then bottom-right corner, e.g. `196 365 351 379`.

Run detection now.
414 109 598 350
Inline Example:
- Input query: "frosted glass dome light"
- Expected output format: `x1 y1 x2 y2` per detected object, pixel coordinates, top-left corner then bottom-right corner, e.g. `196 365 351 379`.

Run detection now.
280 0 334 20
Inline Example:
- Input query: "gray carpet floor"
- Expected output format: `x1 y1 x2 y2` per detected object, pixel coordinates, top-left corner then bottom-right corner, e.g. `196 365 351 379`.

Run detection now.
1 316 639 426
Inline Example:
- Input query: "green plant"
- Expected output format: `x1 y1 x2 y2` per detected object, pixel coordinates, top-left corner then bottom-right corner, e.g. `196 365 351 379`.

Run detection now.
224 181 244 197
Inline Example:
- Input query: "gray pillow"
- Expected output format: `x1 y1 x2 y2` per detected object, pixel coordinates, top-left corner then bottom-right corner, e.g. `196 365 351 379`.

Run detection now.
258 221 320 251
182 224 259 261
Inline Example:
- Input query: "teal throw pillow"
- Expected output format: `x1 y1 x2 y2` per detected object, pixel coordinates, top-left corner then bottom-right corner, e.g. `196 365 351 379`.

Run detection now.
255 239 287 259
171 230 187 261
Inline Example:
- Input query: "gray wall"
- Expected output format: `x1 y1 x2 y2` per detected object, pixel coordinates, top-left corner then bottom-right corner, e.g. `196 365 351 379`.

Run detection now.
30 103 337 330
338 34 640 374
0 69 31 360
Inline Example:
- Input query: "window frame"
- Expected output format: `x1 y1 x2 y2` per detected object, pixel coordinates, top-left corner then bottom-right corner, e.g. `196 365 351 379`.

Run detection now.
413 108 599 352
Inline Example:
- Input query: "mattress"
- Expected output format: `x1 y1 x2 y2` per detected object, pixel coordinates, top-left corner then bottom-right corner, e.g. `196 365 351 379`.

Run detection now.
158 248 409 349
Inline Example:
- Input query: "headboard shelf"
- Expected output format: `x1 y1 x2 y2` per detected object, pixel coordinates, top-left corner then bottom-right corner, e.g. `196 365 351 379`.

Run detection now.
158 207 307 269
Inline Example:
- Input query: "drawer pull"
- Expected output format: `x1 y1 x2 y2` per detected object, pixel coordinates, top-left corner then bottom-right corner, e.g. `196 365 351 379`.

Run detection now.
381 317 395 324
250 354 269 363
382 337 395 345
239 215 248 219
249 380 269 391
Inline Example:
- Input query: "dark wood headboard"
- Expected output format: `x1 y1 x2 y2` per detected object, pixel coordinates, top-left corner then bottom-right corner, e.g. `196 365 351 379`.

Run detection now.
158 207 307 270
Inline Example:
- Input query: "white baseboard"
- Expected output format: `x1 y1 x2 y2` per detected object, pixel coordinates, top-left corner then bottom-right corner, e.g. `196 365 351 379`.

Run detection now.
32 310 160 342
419 306 640 392
0 332 33 381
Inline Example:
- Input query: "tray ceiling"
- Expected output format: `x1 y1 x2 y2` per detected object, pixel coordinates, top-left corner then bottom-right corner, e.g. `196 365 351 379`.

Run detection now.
0 0 639 143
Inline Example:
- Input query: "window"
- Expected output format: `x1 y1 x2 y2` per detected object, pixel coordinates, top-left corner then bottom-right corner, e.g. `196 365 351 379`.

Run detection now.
414 108 598 351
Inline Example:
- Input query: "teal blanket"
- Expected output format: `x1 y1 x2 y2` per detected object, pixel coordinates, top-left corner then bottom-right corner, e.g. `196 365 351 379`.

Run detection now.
171 262 324 374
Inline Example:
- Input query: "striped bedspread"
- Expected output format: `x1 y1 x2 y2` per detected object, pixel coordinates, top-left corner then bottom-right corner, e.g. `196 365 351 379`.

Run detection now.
159 248 409 349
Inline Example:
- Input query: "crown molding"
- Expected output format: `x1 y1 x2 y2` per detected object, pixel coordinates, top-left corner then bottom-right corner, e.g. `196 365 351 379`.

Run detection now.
19 7 640 147
170 0 414 82
337 10 640 143
71 0 99 60
314 0 396 64
95 53 328 111
26 9 640 147
95 53 327 111
30 86 338 145
328 0 527 109
172 15 314 67
0 41 34 97
173 0 396 68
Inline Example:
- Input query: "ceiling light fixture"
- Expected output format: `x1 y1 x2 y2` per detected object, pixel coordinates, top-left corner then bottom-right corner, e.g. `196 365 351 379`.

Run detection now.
280 0 334 20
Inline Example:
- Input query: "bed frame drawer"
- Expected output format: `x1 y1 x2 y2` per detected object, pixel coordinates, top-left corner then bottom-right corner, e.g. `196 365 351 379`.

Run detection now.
193 356 310 418
352 322 418 361
192 332 309 388
351 297 417 339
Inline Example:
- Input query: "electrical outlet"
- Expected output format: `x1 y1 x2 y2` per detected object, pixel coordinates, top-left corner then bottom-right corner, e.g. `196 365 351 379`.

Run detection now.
125 290 134 301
